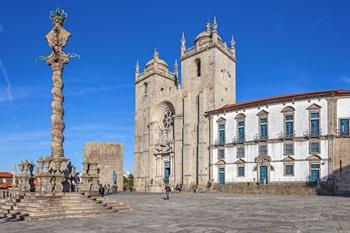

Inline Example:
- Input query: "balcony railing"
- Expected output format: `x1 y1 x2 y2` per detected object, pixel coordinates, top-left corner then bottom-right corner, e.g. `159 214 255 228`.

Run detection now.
278 131 295 140
303 129 322 138
254 134 269 142
336 129 350 137
214 139 225 145
232 136 245 144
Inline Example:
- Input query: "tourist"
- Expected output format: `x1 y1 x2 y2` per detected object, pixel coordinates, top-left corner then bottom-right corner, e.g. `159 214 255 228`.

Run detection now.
99 184 105 197
175 184 179 192
164 183 171 200
104 184 108 195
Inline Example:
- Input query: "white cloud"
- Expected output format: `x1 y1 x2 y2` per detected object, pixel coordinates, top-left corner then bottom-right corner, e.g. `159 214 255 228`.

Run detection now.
0 60 12 102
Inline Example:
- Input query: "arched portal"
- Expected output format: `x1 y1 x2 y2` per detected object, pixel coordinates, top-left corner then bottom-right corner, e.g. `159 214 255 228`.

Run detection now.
152 101 176 185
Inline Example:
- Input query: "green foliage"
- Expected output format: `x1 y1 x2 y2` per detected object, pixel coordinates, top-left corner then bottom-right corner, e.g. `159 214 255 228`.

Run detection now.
123 174 134 190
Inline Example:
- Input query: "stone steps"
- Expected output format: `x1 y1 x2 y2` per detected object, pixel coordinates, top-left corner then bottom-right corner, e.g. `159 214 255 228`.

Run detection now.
0 192 132 221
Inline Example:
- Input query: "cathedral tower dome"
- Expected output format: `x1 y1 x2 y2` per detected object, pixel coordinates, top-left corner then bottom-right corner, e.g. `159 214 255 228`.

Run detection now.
145 49 168 72
194 18 222 46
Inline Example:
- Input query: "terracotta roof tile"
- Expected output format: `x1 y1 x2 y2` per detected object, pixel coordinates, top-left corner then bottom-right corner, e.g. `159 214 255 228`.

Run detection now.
206 89 350 115
0 172 13 178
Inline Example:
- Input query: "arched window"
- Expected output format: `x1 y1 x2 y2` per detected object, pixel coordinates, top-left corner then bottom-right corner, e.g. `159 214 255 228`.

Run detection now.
143 82 148 97
195 58 201 77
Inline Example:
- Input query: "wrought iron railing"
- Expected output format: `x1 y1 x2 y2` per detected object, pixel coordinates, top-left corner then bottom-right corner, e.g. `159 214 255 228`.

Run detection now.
336 129 350 136
278 131 295 140
254 134 269 141
303 129 322 138
232 136 245 144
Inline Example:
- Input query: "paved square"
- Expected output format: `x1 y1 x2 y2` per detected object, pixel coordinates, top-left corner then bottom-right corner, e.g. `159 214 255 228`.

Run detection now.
1 193 350 233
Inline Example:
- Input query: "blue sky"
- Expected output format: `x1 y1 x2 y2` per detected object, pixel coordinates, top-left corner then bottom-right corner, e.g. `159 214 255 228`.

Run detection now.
0 0 350 173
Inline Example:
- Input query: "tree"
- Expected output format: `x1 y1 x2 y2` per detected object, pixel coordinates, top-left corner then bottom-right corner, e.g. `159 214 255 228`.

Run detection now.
123 174 134 191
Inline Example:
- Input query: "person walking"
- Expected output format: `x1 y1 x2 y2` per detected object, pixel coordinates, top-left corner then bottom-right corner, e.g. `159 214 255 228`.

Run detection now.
165 183 171 200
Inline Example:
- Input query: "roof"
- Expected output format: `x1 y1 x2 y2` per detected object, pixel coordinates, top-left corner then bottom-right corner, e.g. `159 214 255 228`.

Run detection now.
0 182 12 189
0 172 12 178
206 89 350 116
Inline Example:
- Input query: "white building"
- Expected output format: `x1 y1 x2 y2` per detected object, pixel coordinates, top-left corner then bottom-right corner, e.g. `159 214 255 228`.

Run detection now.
207 90 350 186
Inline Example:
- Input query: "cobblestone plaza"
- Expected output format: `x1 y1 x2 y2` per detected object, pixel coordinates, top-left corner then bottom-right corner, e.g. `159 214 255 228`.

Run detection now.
1 193 349 233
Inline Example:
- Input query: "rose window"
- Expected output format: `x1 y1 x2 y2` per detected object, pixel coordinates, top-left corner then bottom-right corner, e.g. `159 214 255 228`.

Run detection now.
162 110 174 129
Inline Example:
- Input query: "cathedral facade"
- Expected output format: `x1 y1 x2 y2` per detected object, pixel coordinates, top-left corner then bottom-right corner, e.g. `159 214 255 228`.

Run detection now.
134 19 236 192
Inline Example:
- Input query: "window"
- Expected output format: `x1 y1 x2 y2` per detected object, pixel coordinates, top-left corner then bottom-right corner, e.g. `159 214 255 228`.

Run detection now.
217 149 225 160
259 145 267 156
284 164 294 176
285 114 294 138
259 117 268 140
284 143 294 155
237 147 245 158
339 119 350 136
310 112 320 136
310 141 320 154
143 82 148 97
238 166 245 177
195 58 201 77
237 120 245 143
218 124 225 144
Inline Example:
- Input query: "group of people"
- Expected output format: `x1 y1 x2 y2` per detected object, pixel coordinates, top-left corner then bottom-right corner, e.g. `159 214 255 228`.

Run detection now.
98 183 118 197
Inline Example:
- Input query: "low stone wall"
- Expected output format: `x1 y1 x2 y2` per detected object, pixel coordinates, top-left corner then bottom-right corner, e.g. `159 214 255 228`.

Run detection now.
211 182 317 195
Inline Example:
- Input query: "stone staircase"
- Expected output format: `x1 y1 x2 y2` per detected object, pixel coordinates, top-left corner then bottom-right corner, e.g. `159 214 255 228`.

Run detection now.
0 192 132 222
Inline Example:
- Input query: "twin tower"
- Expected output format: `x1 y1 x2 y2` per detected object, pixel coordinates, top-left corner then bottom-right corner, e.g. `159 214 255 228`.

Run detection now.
134 18 236 192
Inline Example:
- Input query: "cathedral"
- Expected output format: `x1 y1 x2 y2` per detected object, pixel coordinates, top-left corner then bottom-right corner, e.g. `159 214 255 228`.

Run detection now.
134 19 350 194
134 18 236 192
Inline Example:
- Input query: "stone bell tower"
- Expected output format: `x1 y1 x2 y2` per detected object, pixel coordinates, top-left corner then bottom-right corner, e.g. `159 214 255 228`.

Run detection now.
134 49 181 192
134 18 236 191
180 17 236 187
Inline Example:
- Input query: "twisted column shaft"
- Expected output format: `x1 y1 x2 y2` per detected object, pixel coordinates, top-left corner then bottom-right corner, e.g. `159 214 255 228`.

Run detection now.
50 62 65 158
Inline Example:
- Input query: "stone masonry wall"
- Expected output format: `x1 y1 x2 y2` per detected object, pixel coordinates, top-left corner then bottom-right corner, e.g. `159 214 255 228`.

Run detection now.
84 142 123 192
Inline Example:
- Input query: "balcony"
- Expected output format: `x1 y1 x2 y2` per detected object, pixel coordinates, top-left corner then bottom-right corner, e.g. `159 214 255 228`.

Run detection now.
336 129 350 137
303 129 322 138
232 136 245 144
214 139 225 145
254 134 269 142
278 131 295 140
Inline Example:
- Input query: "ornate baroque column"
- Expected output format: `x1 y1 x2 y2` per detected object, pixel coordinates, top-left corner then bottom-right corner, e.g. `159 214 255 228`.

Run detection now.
45 8 70 158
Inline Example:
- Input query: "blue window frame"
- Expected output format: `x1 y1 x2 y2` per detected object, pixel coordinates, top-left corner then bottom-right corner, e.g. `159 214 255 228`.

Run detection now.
238 166 245 177
259 117 268 140
237 147 245 158
284 164 294 176
310 112 320 136
217 149 225 160
218 124 225 144
340 119 350 136
310 141 320 154
218 168 225 184
259 145 267 156
285 115 294 138
237 120 245 142
284 143 294 155
310 164 320 184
